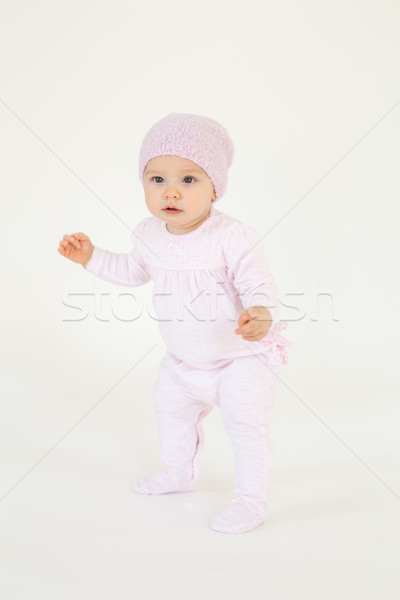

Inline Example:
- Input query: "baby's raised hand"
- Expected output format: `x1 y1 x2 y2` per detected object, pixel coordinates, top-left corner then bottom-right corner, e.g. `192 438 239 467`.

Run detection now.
234 306 272 341
58 232 94 267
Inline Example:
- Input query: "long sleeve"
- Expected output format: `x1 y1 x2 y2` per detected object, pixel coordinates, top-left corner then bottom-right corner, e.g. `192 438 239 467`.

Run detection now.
225 223 279 321
83 227 151 287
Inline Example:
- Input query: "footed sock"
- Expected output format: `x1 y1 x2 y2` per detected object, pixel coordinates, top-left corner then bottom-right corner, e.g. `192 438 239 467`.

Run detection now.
210 497 266 534
133 464 194 495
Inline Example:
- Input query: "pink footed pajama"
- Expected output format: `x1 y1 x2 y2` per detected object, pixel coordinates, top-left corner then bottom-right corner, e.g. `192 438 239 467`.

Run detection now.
84 203 292 533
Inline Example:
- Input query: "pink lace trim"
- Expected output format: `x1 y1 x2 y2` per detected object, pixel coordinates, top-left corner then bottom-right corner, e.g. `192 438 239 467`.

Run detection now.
259 321 293 367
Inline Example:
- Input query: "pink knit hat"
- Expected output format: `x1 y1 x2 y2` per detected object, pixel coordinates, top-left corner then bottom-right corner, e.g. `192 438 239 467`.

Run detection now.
138 113 234 201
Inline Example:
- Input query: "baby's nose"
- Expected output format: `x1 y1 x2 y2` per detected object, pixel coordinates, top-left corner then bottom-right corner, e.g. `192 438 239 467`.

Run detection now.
165 189 180 198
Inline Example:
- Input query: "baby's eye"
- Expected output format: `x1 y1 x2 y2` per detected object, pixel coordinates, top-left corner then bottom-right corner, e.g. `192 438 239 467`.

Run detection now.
151 176 197 184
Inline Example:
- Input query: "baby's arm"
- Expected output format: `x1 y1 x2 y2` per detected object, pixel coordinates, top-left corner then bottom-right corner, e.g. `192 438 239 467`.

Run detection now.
225 223 279 340
58 231 151 287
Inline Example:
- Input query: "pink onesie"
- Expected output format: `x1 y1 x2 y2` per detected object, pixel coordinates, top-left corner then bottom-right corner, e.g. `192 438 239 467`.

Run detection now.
84 203 292 531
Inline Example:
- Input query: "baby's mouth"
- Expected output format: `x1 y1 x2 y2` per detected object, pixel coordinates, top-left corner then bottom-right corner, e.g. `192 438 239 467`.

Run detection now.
163 207 182 214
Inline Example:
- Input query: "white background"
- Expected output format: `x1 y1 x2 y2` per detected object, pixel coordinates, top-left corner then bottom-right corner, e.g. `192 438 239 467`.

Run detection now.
0 0 399 598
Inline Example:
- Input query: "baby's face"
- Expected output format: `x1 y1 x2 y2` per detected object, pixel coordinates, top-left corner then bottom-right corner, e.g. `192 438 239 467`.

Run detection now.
143 155 217 234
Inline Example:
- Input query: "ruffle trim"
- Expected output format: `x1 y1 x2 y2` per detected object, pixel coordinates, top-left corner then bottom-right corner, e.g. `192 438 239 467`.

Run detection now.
259 321 293 367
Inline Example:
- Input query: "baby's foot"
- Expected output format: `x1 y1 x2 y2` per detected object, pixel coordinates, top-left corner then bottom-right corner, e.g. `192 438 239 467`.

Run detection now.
210 497 266 534
133 464 194 495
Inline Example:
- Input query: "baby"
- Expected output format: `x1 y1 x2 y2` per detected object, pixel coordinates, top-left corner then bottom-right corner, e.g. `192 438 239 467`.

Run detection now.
58 113 292 534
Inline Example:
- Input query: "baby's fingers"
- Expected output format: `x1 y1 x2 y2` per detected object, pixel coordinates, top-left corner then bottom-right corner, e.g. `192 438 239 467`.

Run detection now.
71 232 90 247
58 238 78 258
59 239 70 251
236 321 255 334
63 234 81 249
